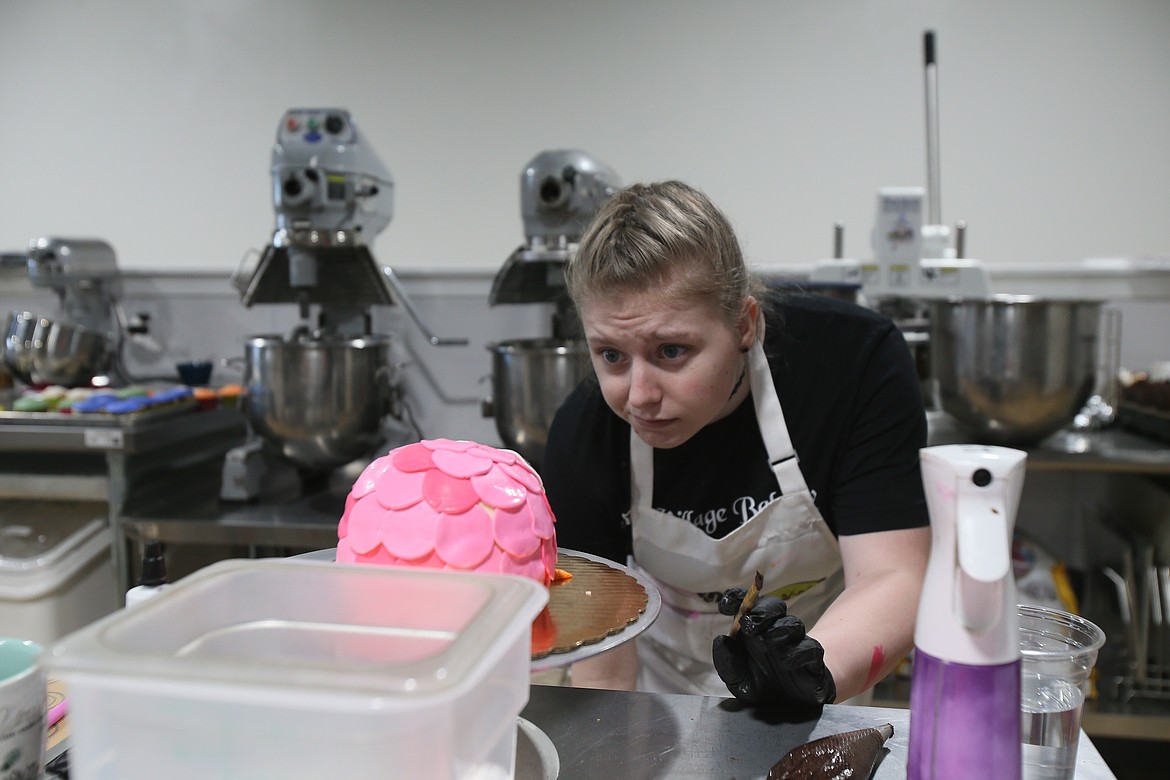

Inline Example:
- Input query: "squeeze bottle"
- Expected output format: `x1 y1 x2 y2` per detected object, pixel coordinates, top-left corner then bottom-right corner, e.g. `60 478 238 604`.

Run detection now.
907 444 1027 780
125 539 170 607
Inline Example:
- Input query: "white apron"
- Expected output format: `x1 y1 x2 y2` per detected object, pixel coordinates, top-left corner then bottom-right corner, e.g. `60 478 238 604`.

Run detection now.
630 338 844 696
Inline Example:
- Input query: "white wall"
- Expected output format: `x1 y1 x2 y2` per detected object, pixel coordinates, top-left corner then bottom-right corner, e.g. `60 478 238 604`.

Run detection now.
1 0 1168 273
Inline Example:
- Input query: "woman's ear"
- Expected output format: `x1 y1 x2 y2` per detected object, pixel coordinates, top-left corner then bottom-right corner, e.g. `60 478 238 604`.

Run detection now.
738 295 760 351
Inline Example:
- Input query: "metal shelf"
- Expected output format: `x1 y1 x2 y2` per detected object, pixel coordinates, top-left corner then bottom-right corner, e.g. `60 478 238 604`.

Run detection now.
0 406 248 592
927 412 1170 474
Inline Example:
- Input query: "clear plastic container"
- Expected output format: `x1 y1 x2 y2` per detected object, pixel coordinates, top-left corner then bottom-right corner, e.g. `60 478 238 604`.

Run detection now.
50 558 548 780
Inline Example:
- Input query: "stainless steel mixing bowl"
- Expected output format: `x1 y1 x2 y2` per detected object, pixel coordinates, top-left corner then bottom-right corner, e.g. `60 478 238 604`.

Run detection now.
486 338 591 469
929 296 1102 445
3 310 115 387
242 332 395 472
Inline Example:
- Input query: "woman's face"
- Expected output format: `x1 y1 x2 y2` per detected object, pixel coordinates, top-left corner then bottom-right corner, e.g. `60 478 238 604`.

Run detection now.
579 283 756 449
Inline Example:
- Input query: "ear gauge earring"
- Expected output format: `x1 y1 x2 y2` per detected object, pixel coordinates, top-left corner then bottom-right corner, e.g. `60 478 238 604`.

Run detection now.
740 346 750 354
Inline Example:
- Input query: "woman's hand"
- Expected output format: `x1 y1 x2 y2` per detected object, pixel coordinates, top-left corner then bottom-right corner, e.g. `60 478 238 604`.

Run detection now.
712 590 836 707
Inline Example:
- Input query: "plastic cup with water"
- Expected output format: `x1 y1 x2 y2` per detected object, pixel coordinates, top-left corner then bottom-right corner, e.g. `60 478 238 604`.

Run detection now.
1018 604 1106 780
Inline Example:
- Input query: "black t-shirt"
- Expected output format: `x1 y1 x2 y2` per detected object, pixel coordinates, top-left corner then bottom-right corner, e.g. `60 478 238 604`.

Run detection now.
541 293 930 565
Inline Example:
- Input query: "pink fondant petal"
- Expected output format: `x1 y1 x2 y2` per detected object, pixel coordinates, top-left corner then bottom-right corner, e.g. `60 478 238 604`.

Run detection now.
379 501 441 560
492 503 541 558
422 469 481 514
471 465 527 510
470 444 516 466
343 498 391 555
351 456 394 499
506 546 551 585
391 442 435 473
541 538 557 580
529 495 556 540
355 547 401 567
421 438 475 453
480 545 509 574
500 461 543 494
432 447 493 479
338 492 355 539
374 467 426 510
417 551 448 569
435 505 495 569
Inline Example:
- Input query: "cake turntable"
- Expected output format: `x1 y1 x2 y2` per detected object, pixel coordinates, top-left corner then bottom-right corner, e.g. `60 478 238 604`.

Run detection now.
530 550 659 671
295 547 661 670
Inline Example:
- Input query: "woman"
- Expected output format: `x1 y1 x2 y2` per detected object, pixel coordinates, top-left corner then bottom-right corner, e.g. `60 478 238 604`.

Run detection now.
541 180 930 705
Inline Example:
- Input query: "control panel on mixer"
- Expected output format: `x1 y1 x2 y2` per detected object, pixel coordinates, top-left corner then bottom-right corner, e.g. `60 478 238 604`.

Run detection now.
278 109 357 144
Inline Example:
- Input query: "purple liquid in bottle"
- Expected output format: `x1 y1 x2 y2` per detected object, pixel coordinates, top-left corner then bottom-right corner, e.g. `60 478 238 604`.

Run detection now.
908 650 1022 780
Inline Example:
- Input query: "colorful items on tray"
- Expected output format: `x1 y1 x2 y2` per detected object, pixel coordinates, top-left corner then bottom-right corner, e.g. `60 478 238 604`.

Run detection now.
337 438 560 586
3 383 246 415
6 385 186 415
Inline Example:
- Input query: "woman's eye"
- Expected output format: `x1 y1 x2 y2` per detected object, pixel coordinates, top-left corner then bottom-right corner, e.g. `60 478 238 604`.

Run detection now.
600 348 622 364
661 344 686 360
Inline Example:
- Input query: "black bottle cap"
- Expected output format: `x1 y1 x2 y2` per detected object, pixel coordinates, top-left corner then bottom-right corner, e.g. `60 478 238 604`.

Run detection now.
138 539 169 587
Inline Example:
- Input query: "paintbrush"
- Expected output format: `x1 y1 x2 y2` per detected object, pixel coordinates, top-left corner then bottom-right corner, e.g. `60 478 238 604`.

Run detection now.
729 570 764 636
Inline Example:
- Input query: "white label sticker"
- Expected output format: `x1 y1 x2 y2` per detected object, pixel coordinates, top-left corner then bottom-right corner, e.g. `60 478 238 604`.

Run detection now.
84 428 124 449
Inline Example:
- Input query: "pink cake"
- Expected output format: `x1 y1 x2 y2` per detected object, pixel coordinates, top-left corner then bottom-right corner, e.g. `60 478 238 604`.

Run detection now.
337 438 558 586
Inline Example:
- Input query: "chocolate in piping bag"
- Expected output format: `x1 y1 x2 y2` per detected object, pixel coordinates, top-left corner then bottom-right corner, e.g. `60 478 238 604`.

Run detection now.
767 723 894 780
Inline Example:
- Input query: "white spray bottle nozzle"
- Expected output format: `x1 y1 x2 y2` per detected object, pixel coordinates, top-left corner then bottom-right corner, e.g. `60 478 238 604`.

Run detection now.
956 469 1011 584
917 444 1028 664
954 462 1014 632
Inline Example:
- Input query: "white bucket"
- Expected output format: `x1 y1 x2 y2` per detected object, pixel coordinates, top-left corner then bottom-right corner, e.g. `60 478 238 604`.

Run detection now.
0 513 120 645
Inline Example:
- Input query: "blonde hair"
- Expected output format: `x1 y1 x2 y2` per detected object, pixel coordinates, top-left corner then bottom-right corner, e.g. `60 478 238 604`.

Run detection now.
566 180 759 322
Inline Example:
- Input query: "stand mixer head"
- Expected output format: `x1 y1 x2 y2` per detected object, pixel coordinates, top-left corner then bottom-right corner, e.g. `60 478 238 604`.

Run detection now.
489 149 621 338
26 237 121 336
235 108 397 333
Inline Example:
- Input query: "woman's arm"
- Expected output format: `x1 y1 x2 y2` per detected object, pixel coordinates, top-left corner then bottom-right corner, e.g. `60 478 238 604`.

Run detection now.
807 525 930 702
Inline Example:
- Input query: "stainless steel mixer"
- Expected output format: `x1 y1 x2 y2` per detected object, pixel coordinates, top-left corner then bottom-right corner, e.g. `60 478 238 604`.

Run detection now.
3 238 124 387
484 150 620 468
807 32 1112 446
224 108 465 497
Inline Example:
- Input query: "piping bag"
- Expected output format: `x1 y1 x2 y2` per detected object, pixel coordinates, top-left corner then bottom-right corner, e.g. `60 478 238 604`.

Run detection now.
907 445 1027 780
767 723 894 779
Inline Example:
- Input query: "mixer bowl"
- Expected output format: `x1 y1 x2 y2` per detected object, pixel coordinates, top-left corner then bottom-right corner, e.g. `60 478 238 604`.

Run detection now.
486 338 591 469
3 311 115 387
242 332 395 472
929 296 1102 446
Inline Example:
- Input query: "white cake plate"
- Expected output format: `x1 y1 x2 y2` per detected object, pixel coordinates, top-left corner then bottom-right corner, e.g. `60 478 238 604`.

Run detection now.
290 547 661 672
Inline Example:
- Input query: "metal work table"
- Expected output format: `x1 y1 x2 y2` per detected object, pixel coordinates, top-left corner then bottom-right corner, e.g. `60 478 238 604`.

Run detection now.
520 685 1116 779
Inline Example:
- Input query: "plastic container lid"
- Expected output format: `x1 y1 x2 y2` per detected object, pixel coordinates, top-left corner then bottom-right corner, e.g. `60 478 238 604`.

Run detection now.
51 559 548 701
0 516 111 599
0 514 104 567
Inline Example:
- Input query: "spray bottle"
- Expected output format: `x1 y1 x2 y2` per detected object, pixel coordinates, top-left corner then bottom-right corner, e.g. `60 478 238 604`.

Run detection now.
907 444 1027 780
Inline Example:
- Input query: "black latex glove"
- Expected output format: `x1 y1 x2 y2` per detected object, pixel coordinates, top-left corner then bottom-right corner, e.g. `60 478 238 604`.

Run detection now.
712 587 837 707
